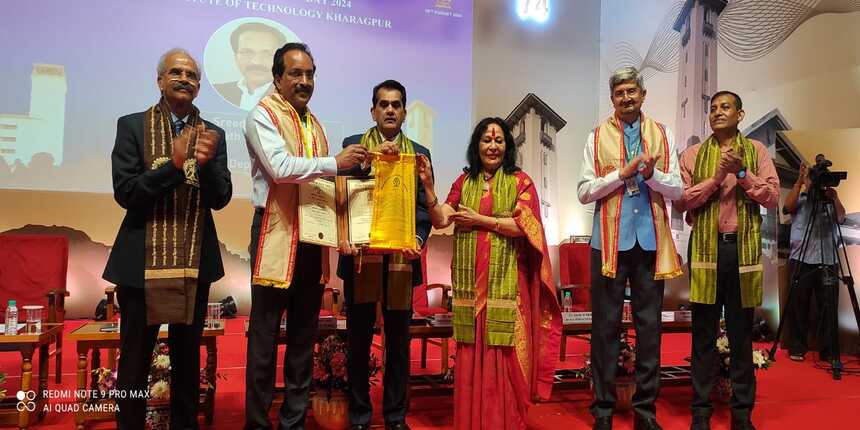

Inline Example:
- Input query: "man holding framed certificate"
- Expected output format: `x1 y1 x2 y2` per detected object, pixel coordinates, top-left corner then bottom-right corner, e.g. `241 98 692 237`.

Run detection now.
336 79 432 430
243 42 368 429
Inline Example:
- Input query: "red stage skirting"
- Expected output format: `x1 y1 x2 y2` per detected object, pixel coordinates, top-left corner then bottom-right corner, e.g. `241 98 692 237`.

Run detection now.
0 318 857 429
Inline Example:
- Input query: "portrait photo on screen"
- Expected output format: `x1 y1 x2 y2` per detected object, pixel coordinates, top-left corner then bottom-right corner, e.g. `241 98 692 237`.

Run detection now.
204 18 301 111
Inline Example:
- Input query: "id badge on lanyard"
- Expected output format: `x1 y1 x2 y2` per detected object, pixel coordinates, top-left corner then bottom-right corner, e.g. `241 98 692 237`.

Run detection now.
625 175 640 197
624 148 641 197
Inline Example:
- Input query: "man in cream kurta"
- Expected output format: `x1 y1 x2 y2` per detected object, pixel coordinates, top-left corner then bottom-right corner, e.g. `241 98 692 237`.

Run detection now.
243 42 367 430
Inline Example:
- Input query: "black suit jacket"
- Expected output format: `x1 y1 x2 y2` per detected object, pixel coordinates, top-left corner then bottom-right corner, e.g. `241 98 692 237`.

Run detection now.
102 111 232 288
336 134 432 288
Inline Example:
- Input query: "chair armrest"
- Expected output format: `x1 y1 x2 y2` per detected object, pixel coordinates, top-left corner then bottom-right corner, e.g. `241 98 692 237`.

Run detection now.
45 289 69 323
425 283 452 293
105 287 117 319
424 284 452 310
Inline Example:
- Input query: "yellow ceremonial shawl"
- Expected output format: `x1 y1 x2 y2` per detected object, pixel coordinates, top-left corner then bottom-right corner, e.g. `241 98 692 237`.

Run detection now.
252 93 330 288
593 114 682 280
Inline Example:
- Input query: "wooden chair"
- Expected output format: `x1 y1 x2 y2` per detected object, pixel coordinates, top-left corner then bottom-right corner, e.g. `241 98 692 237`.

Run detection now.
105 286 118 369
413 283 452 368
0 234 70 383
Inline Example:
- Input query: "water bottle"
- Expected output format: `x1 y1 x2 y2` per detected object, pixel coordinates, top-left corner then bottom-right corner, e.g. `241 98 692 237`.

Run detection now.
5 300 18 336
562 291 573 313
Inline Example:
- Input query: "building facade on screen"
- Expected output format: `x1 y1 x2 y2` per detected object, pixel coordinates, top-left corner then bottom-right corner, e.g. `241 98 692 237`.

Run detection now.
0 64 67 167
507 93 566 244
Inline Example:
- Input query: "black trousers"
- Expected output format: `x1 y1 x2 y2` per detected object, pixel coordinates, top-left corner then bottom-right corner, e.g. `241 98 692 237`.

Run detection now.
245 209 324 430
785 259 835 357
590 243 664 419
344 280 411 425
691 239 755 419
115 281 210 430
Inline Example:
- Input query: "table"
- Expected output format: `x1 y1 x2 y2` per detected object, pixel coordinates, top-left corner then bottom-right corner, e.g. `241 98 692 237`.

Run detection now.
242 318 454 395
405 323 453 396
554 320 694 389
563 320 693 336
68 322 224 429
0 323 63 429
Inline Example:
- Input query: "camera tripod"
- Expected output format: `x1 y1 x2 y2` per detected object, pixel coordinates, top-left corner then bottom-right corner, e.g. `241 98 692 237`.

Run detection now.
769 186 860 380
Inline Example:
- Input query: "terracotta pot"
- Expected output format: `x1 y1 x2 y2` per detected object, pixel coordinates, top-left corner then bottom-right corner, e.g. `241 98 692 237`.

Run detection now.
312 390 350 430
588 377 637 412
615 378 636 411
145 398 171 430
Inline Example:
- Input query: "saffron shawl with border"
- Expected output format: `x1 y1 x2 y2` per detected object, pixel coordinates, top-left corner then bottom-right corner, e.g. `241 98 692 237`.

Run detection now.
252 93 330 288
592 114 682 280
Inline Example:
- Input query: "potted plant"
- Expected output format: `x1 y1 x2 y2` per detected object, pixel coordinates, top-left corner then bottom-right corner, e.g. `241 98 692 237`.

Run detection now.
576 332 637 411
311 335 381 430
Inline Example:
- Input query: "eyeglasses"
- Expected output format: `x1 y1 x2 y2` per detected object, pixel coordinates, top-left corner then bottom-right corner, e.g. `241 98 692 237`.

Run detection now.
165 68 199 82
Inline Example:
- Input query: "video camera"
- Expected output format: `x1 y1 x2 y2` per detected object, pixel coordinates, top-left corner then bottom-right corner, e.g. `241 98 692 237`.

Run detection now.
809 153 847 189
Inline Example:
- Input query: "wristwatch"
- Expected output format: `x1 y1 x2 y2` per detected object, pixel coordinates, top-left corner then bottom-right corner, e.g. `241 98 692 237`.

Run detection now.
737 168 747 179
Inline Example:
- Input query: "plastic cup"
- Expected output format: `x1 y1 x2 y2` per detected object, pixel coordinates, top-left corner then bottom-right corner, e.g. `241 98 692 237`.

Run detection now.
206 303 221 329
22 305 43 334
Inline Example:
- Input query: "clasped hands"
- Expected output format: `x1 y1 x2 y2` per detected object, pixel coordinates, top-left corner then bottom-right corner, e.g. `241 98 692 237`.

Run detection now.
172 123 219 170
713 146 745 182
608 152 661 180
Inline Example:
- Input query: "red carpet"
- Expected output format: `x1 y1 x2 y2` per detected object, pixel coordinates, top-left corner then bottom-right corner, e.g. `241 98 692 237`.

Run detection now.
1 318 858 429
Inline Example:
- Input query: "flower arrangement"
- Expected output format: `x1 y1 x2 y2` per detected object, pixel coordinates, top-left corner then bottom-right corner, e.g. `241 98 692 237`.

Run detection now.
93 367 118 395
312 335 381 398
715 324 771 378
0 373 6 399
90 341 224 429
148 343 172 400
576 332 637 380
713 322 771 402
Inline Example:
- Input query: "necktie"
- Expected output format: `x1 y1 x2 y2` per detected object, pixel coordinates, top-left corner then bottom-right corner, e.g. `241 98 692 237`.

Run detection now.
174 119 185 136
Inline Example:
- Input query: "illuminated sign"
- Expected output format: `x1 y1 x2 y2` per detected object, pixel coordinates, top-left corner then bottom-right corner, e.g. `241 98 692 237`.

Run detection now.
517 0 550 23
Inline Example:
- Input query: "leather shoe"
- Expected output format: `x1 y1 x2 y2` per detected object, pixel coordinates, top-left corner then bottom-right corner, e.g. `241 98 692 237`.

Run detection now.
593 416 612 430
731 418 756 430
350 425 370 430
385 421 411 430
690 415 711 430
633 416 663 430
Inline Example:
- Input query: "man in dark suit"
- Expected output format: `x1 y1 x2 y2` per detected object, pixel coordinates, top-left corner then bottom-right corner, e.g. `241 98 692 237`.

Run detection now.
103 48 232 430
337 80 431 430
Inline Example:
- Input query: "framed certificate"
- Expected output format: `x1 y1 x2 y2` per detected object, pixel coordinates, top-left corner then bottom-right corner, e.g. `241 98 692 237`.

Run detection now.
336 177 374 247
298 178 338 248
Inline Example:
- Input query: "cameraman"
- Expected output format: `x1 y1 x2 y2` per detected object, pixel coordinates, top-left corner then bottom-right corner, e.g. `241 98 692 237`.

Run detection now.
783 163 845 362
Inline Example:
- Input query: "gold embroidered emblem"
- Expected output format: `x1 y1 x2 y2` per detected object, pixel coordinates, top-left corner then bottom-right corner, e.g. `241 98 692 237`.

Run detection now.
151 157 171 170
183 159 199 188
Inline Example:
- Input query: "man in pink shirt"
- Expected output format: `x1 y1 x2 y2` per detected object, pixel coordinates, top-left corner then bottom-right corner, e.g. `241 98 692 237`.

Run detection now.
675 91 779 430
